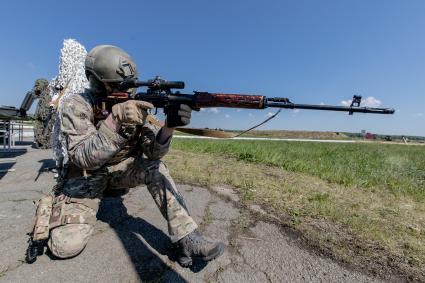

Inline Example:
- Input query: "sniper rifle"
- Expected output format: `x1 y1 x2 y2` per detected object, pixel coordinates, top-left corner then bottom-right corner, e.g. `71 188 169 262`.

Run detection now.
95 76 395 129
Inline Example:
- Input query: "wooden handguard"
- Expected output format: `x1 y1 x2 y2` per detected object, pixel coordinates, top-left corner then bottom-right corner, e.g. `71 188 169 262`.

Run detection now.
193 92 266 109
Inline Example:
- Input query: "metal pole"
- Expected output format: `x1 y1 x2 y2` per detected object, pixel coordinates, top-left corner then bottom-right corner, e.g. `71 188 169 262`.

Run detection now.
19 120 23 141
2 121 5 149
2 121 5 150
11 121 15 147
8 120 11 149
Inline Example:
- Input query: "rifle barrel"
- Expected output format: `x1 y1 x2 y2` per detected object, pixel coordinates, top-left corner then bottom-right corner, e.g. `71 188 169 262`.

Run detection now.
266 100 395 114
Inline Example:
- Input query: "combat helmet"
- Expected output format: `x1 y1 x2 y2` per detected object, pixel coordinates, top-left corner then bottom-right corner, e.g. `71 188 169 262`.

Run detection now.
85 45 137 83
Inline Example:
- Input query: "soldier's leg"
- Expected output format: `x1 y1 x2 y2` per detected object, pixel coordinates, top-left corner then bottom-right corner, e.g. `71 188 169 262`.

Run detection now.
33 120 43 147
108 157 198 242
48 172 107 258
109 157 224 267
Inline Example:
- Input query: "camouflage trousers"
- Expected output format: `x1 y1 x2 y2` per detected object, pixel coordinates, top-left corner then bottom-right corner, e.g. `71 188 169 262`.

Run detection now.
48 157 198 258
33 120 49 148
33 114 55 149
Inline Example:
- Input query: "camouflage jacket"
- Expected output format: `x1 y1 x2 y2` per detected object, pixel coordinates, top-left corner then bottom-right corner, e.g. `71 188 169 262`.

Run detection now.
34 93 52 122
60 90 171 170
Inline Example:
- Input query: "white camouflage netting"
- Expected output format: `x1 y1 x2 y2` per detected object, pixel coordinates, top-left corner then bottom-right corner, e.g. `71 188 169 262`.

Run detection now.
50 39 89 166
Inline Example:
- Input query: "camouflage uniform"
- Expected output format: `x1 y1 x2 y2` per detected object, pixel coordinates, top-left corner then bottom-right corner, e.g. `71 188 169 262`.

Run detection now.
48 91 198 258
33 79 54 149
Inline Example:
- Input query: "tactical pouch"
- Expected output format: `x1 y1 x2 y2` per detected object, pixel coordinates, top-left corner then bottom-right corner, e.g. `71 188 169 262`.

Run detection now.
26 195 54 263
49 195 99 229
30 195 53 241
26 194 99 264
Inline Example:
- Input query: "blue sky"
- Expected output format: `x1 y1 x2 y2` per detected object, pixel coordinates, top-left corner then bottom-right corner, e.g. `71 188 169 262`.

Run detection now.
0 0 424 136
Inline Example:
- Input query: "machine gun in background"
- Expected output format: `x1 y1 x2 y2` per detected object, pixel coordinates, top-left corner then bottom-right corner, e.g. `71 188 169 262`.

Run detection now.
0 90 35 120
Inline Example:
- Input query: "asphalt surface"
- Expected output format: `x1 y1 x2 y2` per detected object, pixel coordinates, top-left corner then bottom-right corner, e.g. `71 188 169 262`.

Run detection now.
0 145 381 282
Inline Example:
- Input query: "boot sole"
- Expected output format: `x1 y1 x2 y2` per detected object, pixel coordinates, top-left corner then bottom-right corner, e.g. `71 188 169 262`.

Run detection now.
178 243 225 267
201 242 225 262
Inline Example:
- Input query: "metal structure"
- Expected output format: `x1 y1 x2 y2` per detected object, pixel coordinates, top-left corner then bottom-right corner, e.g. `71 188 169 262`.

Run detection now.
0 120 26 150
0 95 33 151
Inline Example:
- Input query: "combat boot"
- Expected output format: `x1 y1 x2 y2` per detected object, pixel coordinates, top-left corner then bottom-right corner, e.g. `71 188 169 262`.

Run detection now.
176 230 225 267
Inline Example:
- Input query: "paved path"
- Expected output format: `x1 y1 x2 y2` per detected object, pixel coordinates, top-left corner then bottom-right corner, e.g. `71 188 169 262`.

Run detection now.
173 135 357 143
0 146 380 282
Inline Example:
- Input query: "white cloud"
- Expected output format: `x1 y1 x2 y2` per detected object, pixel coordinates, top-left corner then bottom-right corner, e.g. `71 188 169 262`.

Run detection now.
293 109 300 113
362 96 382 107
225 114 231 118
340 96 382 107
265 112 274 117
236 109 242 112
200 108 206 112
340 99 351 106
416 113 424 117
208 108 220 113
248 113 254 117
319 102 325 105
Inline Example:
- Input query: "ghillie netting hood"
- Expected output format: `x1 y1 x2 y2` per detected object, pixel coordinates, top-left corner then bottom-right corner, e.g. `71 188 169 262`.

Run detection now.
50 39 89 167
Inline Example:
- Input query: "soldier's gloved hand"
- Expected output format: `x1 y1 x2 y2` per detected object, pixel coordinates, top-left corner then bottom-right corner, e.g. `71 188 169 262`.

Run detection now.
112 100 153 125
165 104 192 128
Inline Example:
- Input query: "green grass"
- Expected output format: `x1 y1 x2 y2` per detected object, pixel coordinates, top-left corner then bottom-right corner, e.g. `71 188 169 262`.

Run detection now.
171 139 425 200
164 140 425 278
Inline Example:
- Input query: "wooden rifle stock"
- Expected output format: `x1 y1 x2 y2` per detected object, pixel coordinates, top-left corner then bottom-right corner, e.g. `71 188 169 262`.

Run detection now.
193 92 266 109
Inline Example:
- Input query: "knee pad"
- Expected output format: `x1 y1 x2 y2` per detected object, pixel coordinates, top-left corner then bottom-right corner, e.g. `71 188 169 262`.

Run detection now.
46 195 99 259
48 224 93 258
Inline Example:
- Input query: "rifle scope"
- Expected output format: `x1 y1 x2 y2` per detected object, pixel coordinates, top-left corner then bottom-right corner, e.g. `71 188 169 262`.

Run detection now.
120 77 184 90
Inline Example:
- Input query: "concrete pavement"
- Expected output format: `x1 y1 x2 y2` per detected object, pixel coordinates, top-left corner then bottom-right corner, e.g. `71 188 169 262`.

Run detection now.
0 145 380 282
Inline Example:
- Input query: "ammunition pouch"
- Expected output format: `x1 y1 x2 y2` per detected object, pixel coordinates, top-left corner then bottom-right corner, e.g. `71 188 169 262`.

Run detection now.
29 195 53 241
26 194 98 263
49 194 99 230
29 194 98 239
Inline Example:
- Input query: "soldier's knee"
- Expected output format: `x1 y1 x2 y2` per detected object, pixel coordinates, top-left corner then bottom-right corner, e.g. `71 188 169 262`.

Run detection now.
48 224 93 259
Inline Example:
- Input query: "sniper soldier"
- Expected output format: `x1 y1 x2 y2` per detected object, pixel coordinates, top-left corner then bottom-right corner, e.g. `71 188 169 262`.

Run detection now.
29 45 224 267
32 79 55 149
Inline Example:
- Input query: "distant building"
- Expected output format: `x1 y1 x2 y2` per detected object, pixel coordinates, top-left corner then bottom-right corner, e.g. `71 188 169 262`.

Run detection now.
364 132 376 140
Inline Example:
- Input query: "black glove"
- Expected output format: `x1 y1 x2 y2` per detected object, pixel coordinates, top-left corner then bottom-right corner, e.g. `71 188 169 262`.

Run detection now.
166 104 192 128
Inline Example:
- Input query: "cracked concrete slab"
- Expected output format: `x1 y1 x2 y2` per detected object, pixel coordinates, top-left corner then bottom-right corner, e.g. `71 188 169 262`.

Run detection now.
226 221 379 283
0 146 381 282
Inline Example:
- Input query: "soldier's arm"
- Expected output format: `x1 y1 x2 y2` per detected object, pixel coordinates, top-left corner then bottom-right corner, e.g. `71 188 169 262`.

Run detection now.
140 123 172 160
61 97 127 170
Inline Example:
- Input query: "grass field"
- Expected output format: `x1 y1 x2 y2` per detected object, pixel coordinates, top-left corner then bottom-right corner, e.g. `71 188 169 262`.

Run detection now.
172 139 425 200
231 129 350 139
164 139 425 279
176 129 350 139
